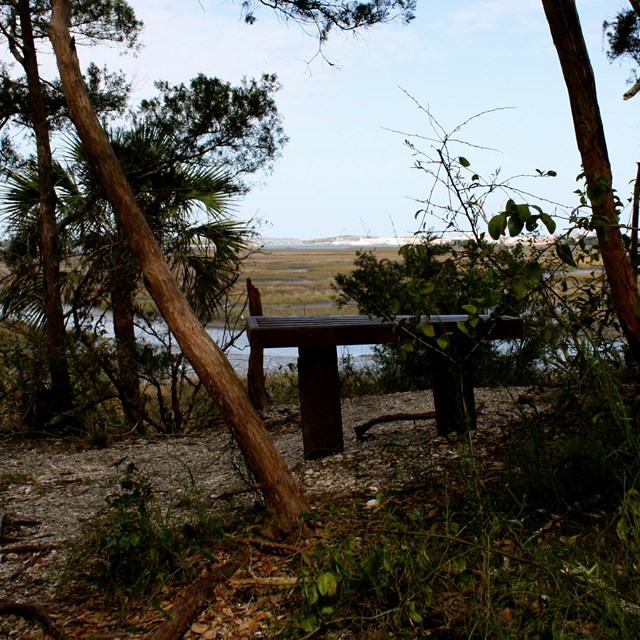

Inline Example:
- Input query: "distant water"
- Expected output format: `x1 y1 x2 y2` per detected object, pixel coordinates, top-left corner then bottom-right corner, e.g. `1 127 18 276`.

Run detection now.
217 328 375 376
81 309 376 377
261 243 398 250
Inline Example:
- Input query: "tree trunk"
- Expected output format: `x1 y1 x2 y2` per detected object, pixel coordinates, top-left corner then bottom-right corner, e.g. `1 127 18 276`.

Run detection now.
542 0 640 362
48 0 308 533
111 272 147 432
111 229 146 431
17 0 73 423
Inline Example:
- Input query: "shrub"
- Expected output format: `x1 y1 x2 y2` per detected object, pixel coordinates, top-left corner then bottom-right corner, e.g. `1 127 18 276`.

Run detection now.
333 242 550 391
63 462 223 600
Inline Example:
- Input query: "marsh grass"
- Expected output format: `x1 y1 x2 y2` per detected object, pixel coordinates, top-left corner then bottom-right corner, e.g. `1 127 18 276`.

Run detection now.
237 247 401 316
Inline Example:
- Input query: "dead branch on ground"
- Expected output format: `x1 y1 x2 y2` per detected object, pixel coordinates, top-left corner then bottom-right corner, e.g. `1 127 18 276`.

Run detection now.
150 561 241 640
355 411 436 440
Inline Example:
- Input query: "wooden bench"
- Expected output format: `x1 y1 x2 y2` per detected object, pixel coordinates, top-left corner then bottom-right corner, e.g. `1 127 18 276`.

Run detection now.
246 314 523 459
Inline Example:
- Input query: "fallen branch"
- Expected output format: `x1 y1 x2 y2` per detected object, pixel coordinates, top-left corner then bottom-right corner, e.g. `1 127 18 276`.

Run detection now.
0 600 67 639
225 533 303 556
210 484 264 501
0 543 59 555
150 561 241 640
355 411 436 440
262 409 300 430
230 576 299 588
2 517 42 527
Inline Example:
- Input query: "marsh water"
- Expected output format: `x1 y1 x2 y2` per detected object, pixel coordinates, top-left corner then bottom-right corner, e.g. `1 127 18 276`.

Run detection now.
83 308 376 377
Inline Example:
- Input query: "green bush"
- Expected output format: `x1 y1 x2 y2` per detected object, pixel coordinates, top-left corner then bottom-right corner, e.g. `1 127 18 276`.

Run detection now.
64 462 223 599
0 326 125 436
333 242 550 391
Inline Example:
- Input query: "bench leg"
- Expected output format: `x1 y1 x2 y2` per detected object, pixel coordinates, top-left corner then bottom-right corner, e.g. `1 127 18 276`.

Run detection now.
429 344 476 436
298 345 344 459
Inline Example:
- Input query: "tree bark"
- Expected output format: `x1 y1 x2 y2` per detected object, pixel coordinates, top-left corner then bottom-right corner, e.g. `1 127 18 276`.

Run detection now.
17 0 73 422
48 0 308 533
542 0 640 362
111 232 146 431
111 274 147 431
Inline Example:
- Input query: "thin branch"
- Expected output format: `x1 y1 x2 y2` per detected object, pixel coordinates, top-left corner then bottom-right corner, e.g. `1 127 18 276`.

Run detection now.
355 411 436 440
623 77 640 100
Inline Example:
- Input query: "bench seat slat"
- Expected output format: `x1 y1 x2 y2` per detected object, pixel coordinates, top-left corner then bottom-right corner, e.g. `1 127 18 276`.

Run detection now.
246 314 523 349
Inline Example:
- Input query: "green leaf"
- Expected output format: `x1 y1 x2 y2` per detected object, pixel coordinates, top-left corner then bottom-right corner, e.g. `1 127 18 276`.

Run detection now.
317 572 338 597
555 243 577 267
422 281 435 294
456 321 470 336
303 583 319 605
510 277 528 300
436 334 449 350
406 601 423 624
508 215 525 237
539 212 557 234
516 203 531 221
458 156 470 168
617 518 628 543
506 199 520 216
300 614 318 633
523 262 542 283
461 304 477 314
423 584 434 606
488 214 506 240
453 557 468 573
525 216 539 232
420 323 436 338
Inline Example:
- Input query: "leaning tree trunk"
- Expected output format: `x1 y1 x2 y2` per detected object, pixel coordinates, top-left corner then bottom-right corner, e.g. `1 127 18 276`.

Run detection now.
542 0 640 363
49 0 308 533
17 0 73 422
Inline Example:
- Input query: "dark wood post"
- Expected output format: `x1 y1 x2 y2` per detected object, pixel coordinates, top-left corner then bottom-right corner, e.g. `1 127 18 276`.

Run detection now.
246 278 270 410
298 345 344 459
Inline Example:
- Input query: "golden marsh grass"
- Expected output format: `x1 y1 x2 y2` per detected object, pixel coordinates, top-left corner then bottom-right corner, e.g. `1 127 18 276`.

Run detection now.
237 246 402 316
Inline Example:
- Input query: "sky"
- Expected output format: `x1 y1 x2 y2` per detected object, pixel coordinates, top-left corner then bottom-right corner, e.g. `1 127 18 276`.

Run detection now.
78 1 640 240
